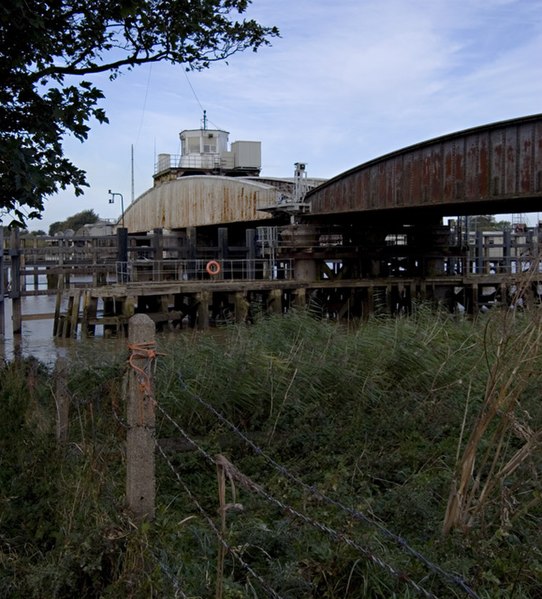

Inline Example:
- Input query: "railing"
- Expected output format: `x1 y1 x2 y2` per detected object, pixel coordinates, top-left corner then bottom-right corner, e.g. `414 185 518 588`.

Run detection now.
116 258 294 284
155 153 229 173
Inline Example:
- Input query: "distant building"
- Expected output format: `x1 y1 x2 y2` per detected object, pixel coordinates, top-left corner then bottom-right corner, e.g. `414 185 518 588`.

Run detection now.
76 219 116 237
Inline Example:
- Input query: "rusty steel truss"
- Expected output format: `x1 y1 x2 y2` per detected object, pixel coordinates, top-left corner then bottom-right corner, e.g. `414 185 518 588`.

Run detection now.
306 114 542 219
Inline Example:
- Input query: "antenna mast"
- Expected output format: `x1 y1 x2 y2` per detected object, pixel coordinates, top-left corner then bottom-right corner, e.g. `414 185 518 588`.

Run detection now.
131 144 135 204
202 109 207 130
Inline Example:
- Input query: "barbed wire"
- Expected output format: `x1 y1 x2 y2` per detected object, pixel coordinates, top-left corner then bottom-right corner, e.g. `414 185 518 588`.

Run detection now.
152 553 191 599
173 373 480 599
157 405 436 599
156 441 285 599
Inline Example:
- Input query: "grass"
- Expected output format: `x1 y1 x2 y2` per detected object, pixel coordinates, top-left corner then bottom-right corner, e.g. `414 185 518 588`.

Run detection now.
1 306 542 597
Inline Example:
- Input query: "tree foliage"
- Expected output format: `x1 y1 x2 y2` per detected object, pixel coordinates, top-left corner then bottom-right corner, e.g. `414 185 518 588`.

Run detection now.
48 209 100 236
0 1 279 226
467 214 512 231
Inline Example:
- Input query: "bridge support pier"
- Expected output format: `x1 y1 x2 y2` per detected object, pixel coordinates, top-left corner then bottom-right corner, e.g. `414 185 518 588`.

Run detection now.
294 258 317 282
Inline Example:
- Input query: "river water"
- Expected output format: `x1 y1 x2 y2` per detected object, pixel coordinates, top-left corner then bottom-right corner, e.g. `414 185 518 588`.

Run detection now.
0 295 126 367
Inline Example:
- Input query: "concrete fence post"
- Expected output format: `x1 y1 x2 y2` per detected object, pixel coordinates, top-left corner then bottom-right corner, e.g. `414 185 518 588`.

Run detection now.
126 313 156 521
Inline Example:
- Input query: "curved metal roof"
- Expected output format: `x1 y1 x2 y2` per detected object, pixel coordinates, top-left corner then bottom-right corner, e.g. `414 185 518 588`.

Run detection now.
123 176 276 233
306 114 542 218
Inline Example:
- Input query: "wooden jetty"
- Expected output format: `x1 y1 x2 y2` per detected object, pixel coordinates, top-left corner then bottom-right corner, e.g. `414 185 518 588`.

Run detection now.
2 223 542 340
54 271 542 339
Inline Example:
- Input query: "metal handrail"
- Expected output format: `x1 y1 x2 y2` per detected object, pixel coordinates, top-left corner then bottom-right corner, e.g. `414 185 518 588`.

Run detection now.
116 258 294 284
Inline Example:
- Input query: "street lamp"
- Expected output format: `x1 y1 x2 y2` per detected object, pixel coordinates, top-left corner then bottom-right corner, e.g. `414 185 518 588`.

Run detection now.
108 190 125 228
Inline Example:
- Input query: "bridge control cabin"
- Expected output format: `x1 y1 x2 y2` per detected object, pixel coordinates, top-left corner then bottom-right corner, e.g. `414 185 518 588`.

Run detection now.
152 110 268 184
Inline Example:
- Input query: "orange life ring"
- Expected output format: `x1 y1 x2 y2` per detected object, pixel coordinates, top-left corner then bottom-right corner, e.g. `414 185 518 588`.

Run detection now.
206 260 221 276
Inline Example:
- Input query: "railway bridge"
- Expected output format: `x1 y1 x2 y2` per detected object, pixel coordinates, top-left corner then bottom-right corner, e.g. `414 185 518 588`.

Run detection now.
5 115 542 337
307 113 542 220
64 114 542 334
291 112 542 284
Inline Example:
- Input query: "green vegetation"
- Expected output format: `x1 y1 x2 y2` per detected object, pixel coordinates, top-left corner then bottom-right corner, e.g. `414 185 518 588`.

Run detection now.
1 308 541 597
466 215 512 231
48 209 100 236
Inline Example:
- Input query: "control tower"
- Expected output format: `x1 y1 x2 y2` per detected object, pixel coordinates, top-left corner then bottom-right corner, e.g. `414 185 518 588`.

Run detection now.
154 112 262 184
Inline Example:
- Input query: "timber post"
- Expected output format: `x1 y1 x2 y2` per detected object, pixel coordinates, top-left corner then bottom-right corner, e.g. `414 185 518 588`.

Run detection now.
217 227 227 280
117 227 129 283
196 291 210 329
246 228 256 280
152 228 163 281
9 229 22 335
126 313 156 521
117 227 128 283
268 288 283 314
0 228 4 337
234 291 249 323
52 276 64 337
292 287 306 310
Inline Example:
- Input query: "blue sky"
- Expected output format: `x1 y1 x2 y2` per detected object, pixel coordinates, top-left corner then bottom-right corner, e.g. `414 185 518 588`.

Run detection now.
37 0 542 230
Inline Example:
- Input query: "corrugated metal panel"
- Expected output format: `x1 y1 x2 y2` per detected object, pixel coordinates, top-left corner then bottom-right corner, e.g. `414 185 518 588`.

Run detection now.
308 114 542 216
124 176 275 233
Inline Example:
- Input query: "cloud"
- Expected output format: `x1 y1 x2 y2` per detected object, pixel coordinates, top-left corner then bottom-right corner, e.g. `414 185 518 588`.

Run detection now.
36 0 542 228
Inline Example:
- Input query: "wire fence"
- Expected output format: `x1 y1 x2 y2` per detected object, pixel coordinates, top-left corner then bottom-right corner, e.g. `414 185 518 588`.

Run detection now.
156 405 436 598
172 375 479 599
156 441 286 599
119 321 480 598
154 377 481 599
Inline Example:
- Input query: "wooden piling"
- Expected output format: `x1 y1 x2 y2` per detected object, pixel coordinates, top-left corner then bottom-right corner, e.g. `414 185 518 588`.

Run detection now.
81 290 99 338
234 291 249 323
69 290 81 338
268 289 282 314
471 283 479 314
62 294 75 338
292 288 306 309
53 277 64 337
126 314 156 521
0 228 4 337
196 291 210 330
9 229 22 335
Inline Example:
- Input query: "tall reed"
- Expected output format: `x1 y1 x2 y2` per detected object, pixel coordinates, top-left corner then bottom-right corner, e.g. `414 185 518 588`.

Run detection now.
444 274 542 534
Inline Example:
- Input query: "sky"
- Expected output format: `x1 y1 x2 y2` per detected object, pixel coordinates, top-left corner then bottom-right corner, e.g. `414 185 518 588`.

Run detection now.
33 0 542 231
